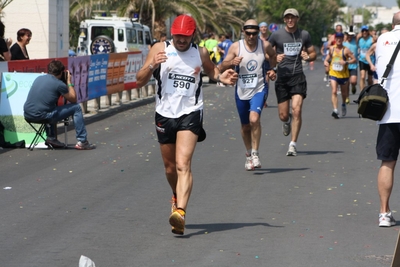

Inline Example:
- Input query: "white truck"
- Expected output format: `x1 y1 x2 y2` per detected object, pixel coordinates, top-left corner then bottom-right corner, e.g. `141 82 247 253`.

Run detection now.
76 15 152 56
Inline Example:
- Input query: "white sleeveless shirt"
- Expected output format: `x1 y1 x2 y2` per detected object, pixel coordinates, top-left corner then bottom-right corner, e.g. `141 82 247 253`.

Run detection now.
154 41 203 118
236 39 267 100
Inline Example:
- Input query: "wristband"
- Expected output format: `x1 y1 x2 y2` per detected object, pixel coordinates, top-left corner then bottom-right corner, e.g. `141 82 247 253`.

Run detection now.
68 83 74 87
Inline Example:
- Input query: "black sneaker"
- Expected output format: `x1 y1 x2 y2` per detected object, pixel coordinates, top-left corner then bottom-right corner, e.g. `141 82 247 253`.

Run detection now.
331 111 339 119
45 138 65 148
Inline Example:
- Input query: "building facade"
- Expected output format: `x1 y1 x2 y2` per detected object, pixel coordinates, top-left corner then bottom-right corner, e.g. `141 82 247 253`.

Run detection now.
2 0 69 59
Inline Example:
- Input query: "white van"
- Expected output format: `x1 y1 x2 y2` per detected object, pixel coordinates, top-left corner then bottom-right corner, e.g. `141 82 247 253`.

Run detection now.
76 15 152 57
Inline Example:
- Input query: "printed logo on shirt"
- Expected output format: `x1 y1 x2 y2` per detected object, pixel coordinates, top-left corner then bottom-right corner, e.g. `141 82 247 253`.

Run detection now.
167 52 178 57
246 60 258 72
383 40 399 46
168 73 196 83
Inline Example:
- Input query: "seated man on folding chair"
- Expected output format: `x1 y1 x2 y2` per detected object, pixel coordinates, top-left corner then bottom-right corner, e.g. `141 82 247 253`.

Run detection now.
23 60 95 150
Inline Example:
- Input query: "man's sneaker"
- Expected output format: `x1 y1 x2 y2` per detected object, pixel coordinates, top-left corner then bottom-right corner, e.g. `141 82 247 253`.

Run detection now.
245 153 254 171
286 145 297 156
345 97 350 105
75 140 96 150
337 88 341 95
45 138 65 148
169 209 185 235
252 152 261 168
351 85 356 94
282 114 292 136
341 105 347 117
331 111 339 119
379 212 396 227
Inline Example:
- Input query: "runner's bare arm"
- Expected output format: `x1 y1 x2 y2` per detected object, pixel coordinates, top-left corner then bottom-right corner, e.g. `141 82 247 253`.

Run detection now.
201 46 238 85
219 42 241 72
136 42 167 88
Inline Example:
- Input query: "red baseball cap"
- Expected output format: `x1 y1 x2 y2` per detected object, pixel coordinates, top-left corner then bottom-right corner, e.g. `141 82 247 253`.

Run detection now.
171 15 196 36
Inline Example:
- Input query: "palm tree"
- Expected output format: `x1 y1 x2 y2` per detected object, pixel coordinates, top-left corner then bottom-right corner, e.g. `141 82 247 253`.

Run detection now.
115 0 245 40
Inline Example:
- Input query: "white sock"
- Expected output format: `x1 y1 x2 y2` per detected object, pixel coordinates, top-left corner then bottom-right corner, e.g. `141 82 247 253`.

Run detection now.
251 149 258 155
290 141 296 147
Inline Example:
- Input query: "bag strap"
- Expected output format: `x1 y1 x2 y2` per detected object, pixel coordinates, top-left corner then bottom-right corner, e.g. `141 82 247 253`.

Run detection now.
381 41 400 84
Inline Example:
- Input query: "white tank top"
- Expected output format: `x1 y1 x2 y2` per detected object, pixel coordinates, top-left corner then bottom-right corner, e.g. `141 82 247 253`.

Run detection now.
236 39 267 100
154 41 203 118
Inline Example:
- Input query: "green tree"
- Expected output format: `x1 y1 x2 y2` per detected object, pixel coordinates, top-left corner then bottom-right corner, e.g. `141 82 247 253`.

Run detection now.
69 0 246 48
260 0 345 45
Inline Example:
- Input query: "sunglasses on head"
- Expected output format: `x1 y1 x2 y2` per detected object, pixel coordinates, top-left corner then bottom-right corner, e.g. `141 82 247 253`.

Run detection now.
244 31 259 36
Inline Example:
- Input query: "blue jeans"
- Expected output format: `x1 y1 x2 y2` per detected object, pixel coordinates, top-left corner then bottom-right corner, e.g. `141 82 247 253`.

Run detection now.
43 103 87 142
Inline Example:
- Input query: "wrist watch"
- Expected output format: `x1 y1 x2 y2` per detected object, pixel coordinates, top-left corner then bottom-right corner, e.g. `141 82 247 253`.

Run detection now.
271 67 277 72
149 64 154 71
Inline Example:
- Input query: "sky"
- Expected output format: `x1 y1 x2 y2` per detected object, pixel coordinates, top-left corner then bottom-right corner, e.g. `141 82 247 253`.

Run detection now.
343 0 397 8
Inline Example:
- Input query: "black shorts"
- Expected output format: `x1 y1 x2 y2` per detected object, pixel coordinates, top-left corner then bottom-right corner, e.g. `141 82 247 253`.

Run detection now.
155 110 206 144
376 123 400 161
359 61 374 76
349 69 358 77
275 73 307 104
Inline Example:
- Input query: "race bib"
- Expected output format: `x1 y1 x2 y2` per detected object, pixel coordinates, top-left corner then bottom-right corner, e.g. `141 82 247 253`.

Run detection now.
283 42 302 56
332 63 343 71
238 73 257 89
165 73 196 96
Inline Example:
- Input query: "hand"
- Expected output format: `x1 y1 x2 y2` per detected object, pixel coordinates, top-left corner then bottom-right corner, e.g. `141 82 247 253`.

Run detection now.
66 70 72 84
152 51 168 69
231 56 243 66
277 54 285 63
220 69 238 85
370 65 377 72
5 37 12 48
267 70 276 81
301 51 310 61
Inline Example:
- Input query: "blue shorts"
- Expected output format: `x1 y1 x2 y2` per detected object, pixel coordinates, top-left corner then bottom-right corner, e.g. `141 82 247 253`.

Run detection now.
330 76 348 85
235 91 267 125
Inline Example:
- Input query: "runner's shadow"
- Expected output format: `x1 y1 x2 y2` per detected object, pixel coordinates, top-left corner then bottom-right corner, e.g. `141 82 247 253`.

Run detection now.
297 150 343 155
179 222 283 238
253 168 309 175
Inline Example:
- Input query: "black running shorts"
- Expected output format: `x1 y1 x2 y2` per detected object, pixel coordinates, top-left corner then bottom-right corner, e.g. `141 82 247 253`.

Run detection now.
155 110 206 144
275 73 307 104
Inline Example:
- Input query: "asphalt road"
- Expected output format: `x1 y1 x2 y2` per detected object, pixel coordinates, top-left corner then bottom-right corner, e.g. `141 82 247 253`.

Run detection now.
1 60 399 267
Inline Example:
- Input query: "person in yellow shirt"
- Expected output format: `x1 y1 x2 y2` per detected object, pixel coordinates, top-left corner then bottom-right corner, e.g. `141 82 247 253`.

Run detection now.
324 32 356 119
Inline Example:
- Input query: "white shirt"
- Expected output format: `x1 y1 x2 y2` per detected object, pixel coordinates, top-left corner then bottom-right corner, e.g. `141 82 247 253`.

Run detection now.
376 25 400 123
236 39 267 100
154 41 203 118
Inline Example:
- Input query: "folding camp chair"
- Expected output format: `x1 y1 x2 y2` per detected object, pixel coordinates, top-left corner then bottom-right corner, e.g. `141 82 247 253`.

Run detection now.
24 118 69 151
24 118 54 151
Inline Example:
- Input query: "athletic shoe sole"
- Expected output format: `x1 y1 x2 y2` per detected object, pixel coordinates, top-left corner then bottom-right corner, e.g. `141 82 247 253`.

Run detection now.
169 211 185 235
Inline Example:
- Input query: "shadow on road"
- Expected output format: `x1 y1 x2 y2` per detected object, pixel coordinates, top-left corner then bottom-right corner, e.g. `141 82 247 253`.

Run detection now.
179 222 283 238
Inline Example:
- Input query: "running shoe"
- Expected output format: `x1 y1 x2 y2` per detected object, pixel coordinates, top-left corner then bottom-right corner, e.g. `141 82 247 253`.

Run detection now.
75 140 96 150
331 111 339 119
169 209 186 235
252 152 261 168
337 88 341 95
286 145 297 156
341 104 347 117
351 85 356 94
282 114 292 136
345 97 350 105
245 153 254 171
379 212 396 227
170 195 177 213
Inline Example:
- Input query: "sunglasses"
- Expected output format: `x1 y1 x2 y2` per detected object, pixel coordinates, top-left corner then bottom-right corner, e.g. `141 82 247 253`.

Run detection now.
244 31 259 36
